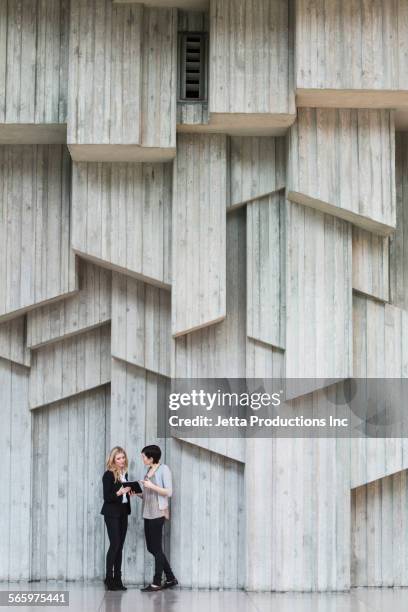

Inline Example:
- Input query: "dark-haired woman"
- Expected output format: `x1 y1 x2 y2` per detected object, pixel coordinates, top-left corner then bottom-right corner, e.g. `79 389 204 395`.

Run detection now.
100 446 132 591
139 445 178 591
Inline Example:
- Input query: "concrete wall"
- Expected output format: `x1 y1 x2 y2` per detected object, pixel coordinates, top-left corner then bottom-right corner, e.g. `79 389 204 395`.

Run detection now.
1 0 408 593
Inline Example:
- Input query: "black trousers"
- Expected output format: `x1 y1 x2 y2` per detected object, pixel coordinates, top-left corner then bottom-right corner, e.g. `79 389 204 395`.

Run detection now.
104 512 128 579
144 517 175 586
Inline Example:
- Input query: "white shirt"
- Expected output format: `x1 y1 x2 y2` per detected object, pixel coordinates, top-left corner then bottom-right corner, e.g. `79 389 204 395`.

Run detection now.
120 472 128 504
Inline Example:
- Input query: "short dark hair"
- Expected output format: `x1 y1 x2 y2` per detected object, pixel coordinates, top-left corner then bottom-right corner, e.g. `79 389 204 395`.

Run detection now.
142 444 162 463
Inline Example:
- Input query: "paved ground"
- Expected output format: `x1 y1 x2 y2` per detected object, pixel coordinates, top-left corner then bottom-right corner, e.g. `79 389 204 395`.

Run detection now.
1 582 407 611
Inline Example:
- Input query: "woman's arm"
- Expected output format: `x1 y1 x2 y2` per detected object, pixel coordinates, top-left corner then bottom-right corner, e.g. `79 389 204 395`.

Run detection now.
141 480 169 496
141 465 172 497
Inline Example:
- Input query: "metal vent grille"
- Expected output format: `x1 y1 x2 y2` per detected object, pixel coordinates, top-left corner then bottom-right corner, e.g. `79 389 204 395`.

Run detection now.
178 32 208 102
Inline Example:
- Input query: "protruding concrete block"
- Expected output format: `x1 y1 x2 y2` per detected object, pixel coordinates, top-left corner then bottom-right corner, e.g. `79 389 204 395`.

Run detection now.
0 318 30 367
229 137 286 210
351 473 408 587
0 0 69 144
68 1 177 161
391 133 408 309
352 227 389 302
352 293 408 492
288 108 396 235
285 201 353 381
112 273 171 377
172 207 245 376
296 0 408 114
353 293 408 379
30 386 109 581
27 261 111 349
209 0 296 135
29 324 111 409
0 145 76 321
0 357 31 580
247 192 285 349
71 162 172 288
172 134 227 337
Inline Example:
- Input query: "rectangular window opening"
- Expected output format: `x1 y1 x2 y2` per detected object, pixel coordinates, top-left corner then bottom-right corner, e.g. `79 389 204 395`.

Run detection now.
178 32 208 103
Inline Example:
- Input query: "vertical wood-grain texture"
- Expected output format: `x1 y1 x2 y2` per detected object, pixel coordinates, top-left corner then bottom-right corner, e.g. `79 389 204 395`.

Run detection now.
352 293 408 489
247 191 285 349
68 1 176 159
296 0 408 102
352 227 389 302
246 430 351 591
0 317 30 366
30 386 110 580
391 133 408 309
72 162 172 287
351 471 408 587
229 137 286 209
172 207 245 378
288 108 396 234
285 201 353 380
172 134 227 336
29 324 111 409
0 0 68 138
112 273 171 377
0 145 76 319
0 358 30 581
209 0 295 124
27 261 111 349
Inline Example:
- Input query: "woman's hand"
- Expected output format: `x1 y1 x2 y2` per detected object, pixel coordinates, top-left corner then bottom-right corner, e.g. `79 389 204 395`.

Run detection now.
117 486 131 496
141 479 155 490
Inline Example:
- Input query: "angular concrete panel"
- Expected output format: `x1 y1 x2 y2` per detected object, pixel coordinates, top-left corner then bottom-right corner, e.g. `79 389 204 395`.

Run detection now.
72 162 172 287
172 208 245 376
172 134 227 336
111 272 171 377
0 317 30 367
27 260 111 349
0 0 68 143
0 358 30 581
247 192 285 349
31 386 110 580
285 201 353 381
352 227 389 302
209 0 295 135
391 133 408 309
352 294 408 489
229 137 286 210
296 0 408 111
68 1 177 161
0 145 76 320
287 108 396 235
351 471 408 587
29 324 111 409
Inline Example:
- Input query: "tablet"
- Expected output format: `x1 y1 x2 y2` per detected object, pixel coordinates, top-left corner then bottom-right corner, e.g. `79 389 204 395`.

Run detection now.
122 480 142 494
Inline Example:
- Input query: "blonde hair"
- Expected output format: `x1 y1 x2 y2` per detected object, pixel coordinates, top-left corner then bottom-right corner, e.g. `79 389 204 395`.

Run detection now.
106 446 129 482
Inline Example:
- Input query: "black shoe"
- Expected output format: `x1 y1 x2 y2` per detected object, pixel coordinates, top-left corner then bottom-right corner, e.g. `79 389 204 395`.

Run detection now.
140 584 162 592
114 577 127 591
163 578 178 589
105 577 119 591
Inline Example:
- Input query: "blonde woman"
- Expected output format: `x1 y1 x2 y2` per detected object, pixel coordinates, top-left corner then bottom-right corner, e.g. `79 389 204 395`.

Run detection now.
100 446 132 591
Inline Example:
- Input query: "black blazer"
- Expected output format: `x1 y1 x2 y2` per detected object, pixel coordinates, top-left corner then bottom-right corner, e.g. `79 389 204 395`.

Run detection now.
100 470 131 517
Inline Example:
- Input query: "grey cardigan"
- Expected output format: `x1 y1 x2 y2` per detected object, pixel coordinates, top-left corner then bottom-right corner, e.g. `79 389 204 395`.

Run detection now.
141 463 172 511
